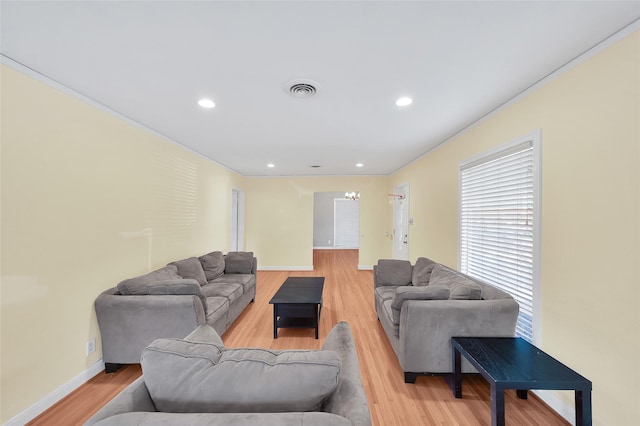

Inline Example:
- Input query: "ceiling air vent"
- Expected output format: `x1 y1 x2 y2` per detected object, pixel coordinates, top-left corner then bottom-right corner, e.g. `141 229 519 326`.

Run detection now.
285 79 321 98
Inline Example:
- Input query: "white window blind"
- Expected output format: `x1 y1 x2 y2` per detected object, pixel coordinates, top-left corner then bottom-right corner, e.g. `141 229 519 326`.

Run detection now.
459 138 537 343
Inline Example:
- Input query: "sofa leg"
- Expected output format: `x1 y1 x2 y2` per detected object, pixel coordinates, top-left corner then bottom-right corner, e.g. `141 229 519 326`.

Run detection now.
104 363 122 374
404 372 418 384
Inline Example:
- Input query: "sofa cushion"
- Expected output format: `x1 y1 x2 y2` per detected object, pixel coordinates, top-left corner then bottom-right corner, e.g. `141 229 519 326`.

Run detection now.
147 279 208 316
376 259 412 286
199 251 226 281
429 265 482 300
201 282 244 304
374 286 398 302
224 251 254 274
169 257 208 286
210 274 255 294
412 257 437 286
141 338 341 413
92 412 352 426
116 265 181 295
205 297 229 325
390 286 450 324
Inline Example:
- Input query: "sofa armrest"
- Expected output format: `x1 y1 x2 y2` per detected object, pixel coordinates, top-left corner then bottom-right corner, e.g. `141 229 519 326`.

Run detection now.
84 377 155 425
321 322 372 426
390 286 450 325
147 279 208 316
390 285 449 310
373 265 380 288
399 298 519 373
95 289 206 364
183 324 225 346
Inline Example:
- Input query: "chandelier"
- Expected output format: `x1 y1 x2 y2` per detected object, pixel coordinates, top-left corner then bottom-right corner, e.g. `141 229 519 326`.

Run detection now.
345 191 360 200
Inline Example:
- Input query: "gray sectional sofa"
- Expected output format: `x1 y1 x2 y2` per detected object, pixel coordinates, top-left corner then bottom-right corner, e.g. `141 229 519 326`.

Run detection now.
373 257 519 383
95 251 256 372
85 321 372 426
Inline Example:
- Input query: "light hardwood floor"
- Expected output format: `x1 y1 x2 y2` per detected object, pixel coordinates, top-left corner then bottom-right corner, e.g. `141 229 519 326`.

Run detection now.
29 250 569 425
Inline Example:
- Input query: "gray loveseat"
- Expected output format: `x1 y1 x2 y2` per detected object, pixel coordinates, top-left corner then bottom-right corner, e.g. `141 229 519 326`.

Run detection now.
374 257 519 383
85 321 372 426
95 251 256 372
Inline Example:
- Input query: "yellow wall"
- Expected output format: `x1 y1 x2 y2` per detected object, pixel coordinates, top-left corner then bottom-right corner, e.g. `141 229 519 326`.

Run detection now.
245 176 391 269
391 31 640 425
0 65 245 422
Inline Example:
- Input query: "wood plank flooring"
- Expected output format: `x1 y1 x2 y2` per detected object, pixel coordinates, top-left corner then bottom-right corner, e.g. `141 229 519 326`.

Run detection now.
29 250 569 425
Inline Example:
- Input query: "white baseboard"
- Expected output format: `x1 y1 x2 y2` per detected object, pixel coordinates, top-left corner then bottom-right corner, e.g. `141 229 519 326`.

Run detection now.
358 264 373 270
4 359 104 426
533 390 575 425
258 266 314 271
312 247 360 250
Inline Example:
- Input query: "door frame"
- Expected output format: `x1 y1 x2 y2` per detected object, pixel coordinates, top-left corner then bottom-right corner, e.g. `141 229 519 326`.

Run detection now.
231 188 245 251
392 183 409 260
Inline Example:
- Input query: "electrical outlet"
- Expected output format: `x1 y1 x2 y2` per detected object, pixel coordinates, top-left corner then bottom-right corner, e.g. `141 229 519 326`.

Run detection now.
86 338 96 356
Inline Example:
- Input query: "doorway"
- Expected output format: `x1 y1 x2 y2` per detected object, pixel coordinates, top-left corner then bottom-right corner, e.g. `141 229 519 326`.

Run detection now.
313 192 360 249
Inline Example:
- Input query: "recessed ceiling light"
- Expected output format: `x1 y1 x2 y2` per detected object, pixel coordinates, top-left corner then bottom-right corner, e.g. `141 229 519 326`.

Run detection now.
267 163 275 168
198 98 215 108
356 163 364 168
395 97 413 107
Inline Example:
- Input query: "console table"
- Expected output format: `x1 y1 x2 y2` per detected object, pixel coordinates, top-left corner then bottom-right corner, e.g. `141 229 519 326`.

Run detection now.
451 337 592 426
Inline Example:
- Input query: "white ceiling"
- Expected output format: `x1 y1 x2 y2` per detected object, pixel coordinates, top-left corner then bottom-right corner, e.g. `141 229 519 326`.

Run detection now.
2 1 639 176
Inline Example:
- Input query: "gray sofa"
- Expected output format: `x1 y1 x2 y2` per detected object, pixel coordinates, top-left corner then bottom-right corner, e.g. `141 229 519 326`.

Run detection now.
373 257 519 383
95 251 256 372
85 321 372 426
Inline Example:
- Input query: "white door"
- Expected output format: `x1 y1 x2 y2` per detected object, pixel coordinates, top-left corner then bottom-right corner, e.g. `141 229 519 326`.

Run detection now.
392 183 409 260
231 189 245 251
334 199 360 248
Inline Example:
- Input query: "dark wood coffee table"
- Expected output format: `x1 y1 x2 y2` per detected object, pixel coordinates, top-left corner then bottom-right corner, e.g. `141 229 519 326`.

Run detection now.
451 337 592 426
269 277 324 339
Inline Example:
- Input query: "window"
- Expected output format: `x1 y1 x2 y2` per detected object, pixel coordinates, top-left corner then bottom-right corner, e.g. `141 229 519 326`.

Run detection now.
459 131 540 343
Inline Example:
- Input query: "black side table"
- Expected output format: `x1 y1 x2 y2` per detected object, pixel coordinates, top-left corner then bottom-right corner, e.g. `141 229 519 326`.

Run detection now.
451 337 592 426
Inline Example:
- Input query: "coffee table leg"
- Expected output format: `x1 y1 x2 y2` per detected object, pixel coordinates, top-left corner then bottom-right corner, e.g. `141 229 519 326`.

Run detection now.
491 385 505 426
576 390 592 426
273 304 278 339
314 304 319 339
453 346 462 398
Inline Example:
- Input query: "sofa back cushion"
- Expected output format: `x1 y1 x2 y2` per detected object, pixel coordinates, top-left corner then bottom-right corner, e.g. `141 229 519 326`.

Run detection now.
141 339 341 413
411 257 437 286
116 265 181 295
199 251 226 281
376 259 412 286
224 251 254 274
169 257 208 286
429 265 482 300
